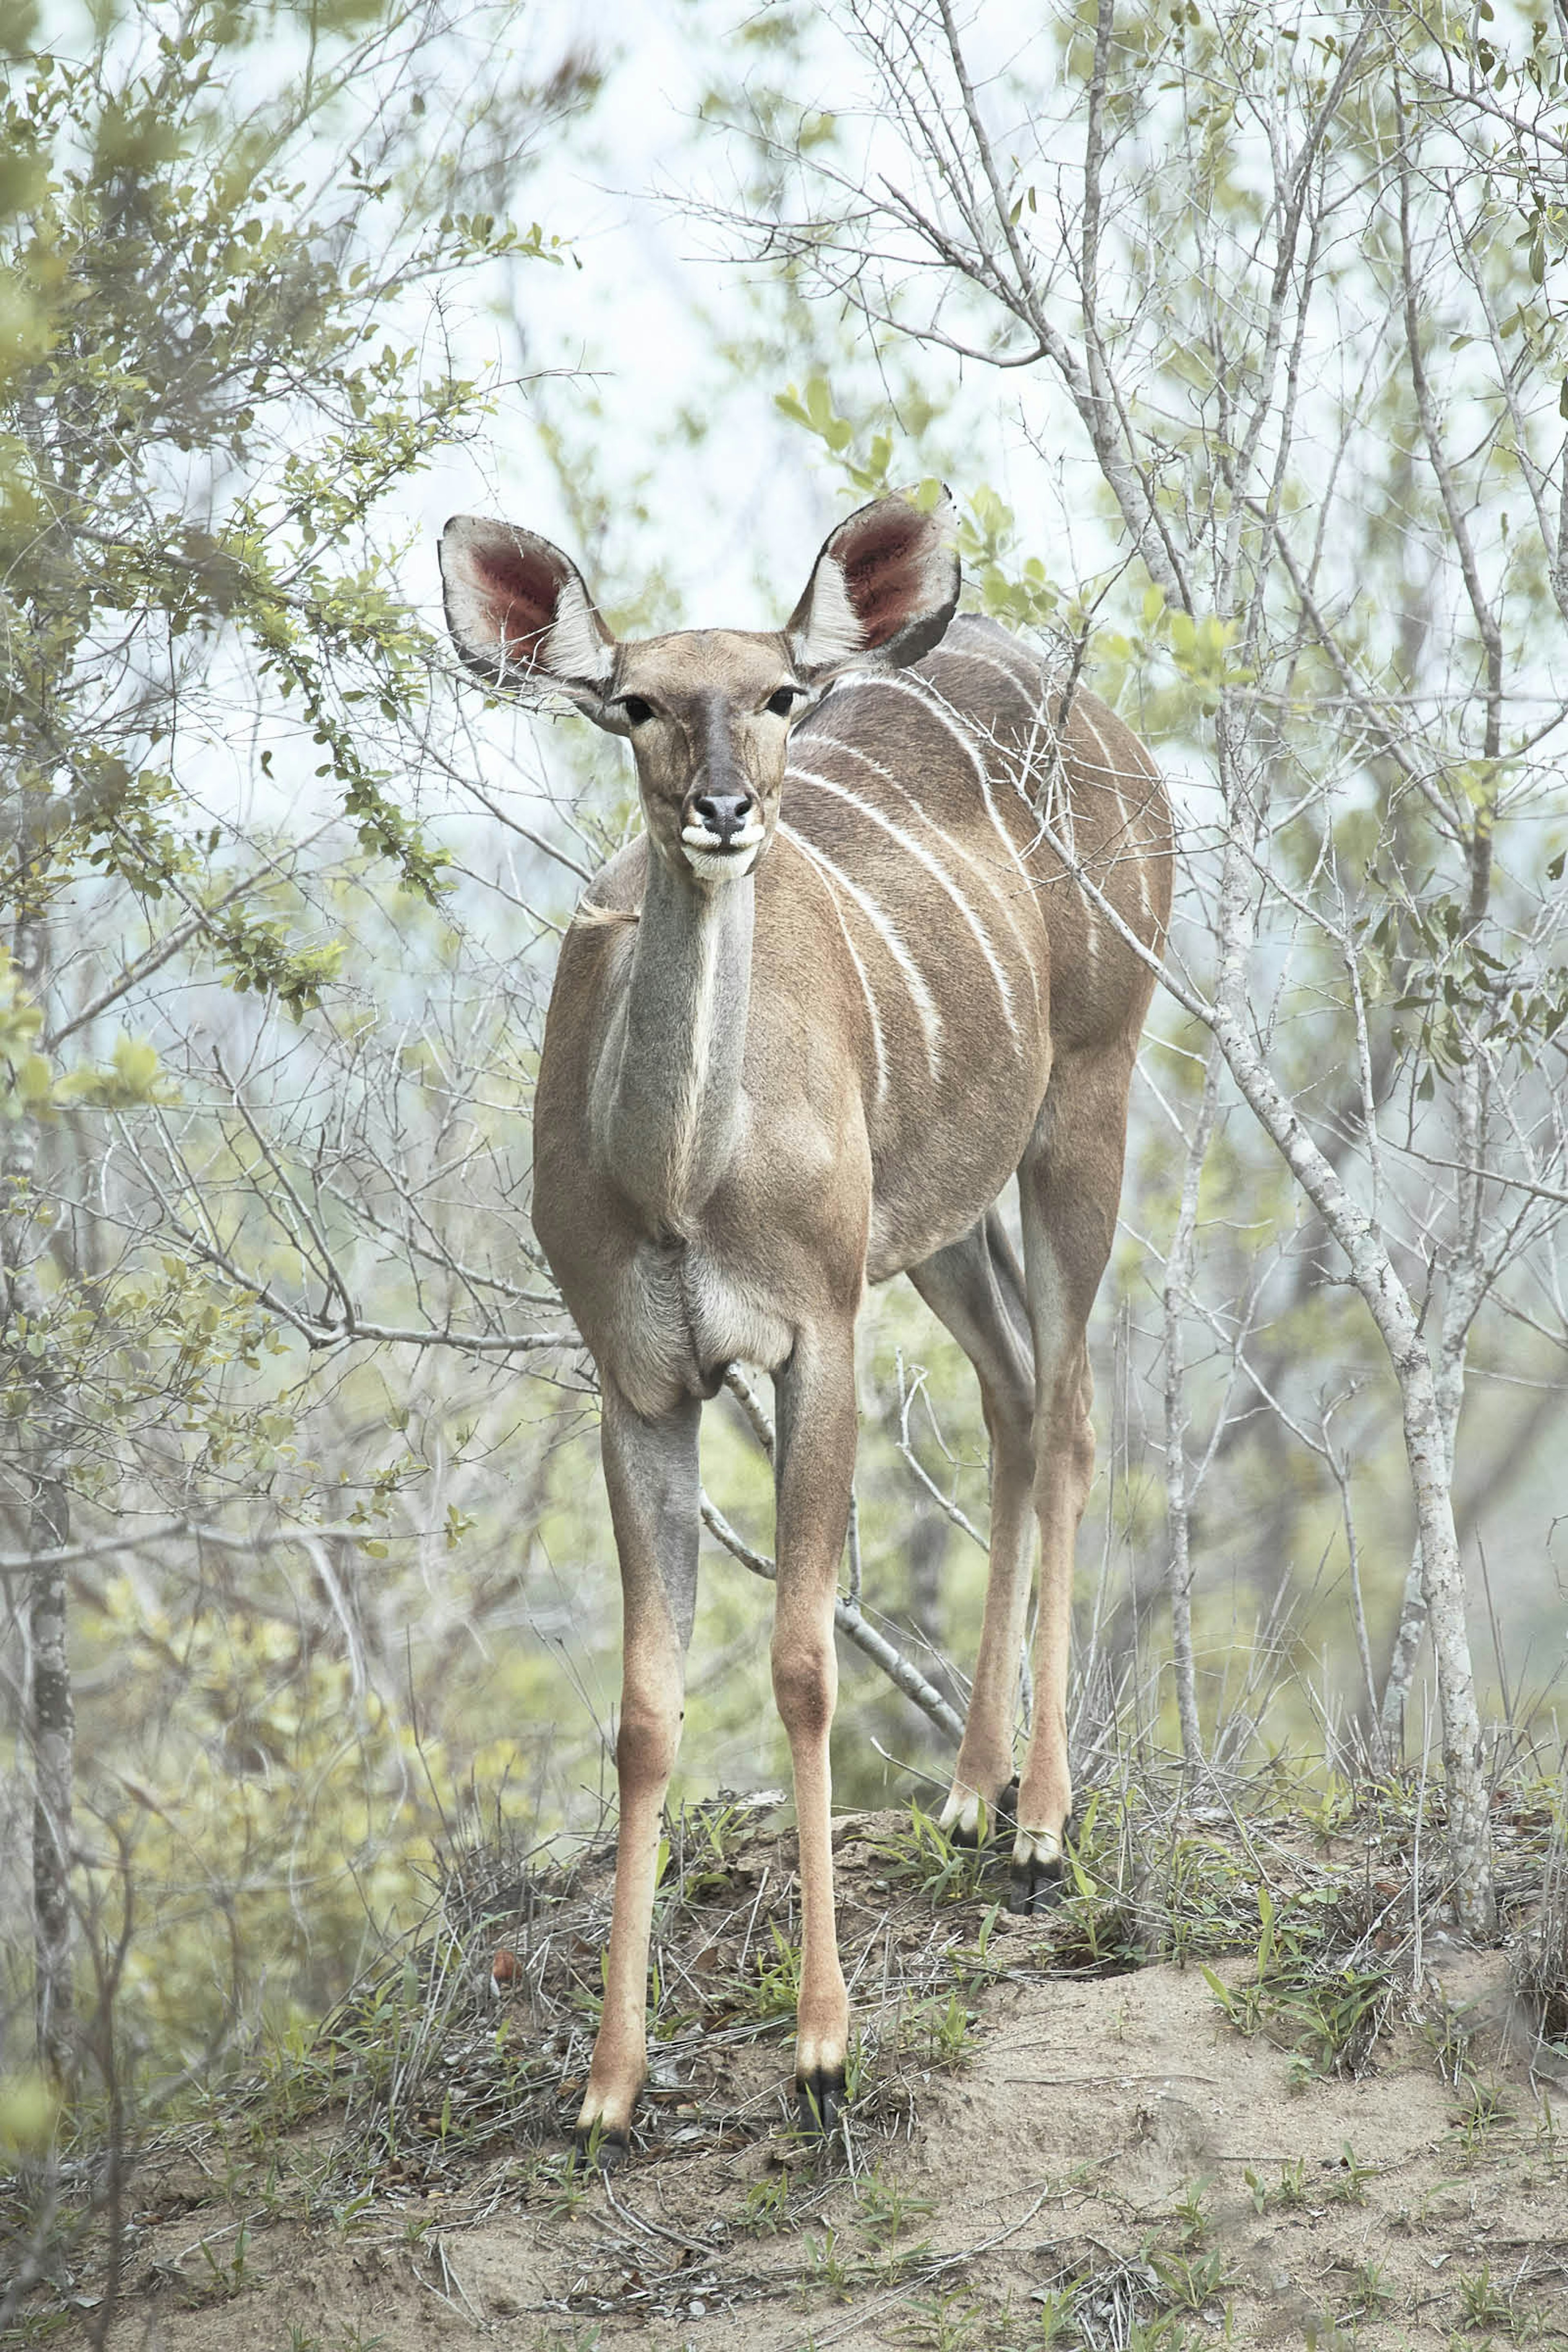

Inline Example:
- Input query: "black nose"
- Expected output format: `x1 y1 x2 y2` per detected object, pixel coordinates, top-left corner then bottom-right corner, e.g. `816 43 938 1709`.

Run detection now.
692 790 755 845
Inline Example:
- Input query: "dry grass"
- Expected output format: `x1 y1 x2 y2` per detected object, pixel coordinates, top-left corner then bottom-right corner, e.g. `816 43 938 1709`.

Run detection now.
6 1748 1568 2350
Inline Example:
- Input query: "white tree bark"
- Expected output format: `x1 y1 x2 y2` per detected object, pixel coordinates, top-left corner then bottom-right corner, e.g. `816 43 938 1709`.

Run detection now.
1018 738 1495 1929
1378 1051 1487 1753
1200 882 1493 1931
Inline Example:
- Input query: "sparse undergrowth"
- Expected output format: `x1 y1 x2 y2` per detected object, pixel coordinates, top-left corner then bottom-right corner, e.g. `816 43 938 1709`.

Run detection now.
4 1763 1568 2350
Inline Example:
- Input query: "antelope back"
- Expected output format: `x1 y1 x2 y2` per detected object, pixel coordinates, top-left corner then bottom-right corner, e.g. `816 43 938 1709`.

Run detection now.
771 612 1171 1276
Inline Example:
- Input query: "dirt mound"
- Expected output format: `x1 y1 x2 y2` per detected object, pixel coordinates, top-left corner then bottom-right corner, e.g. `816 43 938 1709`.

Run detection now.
20 1795 1568 2351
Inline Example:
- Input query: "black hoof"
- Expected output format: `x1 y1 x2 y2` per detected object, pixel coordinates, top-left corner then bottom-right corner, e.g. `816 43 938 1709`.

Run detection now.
949 1780 1021 1851
1006 1853 1065 1916
572 2123 629 2172
795 2065 846 2136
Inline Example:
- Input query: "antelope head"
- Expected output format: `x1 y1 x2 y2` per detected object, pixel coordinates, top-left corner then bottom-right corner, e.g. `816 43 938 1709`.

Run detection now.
439 489 960 886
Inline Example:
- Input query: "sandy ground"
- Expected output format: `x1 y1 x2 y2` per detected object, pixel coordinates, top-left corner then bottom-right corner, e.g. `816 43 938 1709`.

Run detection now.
31 1807 1568 2352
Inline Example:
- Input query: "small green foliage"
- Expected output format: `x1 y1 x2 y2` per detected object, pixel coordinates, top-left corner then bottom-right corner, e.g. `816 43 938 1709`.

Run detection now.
662 1793 757 1908
1167 2173 1212 2248
772 380 1070 633
192 2221 253 2300
1455 2262 1517 2332
1050 1847 1144 1972
1325 2141 1378 2206
1337 2257 1395 2320
1156 1836 1260 1965
735 2171 790 2234
1202 1886 1391 2076
331 2187 376 2236
1454 2078 1513 2160
892 2288 984 2352
853 2161 936 2248
875 1802 991 1906
536 2148 595 2219
774 376 899 495
898 1988 976 2070
800 2226 854 2303
746 1922 804 2020
1418 1989 1476 2086
954 1900 1007 1987
1244 2155 1309 2213
1146 2242 1237 2312
1035 2287 1075 2347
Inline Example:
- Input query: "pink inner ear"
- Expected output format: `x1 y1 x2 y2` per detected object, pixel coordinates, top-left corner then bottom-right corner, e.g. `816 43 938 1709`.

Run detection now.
837 512 931 648
474 540 564 661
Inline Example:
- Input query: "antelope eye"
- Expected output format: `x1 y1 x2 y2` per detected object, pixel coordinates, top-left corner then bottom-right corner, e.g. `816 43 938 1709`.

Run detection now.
620 695 655 726
766 686 800 718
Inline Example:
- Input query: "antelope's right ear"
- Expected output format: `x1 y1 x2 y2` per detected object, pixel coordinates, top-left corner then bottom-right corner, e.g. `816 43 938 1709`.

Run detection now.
439 516 618 715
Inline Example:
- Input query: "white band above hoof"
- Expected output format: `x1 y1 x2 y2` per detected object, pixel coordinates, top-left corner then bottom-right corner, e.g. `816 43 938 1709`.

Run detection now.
939 1786 986 1840
1011 1825 1062 1871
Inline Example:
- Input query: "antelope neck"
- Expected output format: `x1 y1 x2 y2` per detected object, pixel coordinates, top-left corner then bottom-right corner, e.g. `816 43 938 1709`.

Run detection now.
591 843 756 1234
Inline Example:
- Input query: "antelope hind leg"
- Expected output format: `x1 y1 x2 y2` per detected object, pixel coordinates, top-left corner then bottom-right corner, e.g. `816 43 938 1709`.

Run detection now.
575 1385 701 2161
1010 1056 1131 1914
909 1208 1036 1849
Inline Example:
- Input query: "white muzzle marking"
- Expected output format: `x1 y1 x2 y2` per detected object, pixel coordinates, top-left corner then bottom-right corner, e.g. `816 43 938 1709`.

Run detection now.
682 823 764 881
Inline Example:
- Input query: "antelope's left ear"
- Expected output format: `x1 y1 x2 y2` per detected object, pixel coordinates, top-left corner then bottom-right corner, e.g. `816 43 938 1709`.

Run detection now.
785 488 960 683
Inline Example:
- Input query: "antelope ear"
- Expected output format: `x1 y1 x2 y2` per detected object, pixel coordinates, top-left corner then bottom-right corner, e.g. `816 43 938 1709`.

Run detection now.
439 515 617 714
784 488 960 682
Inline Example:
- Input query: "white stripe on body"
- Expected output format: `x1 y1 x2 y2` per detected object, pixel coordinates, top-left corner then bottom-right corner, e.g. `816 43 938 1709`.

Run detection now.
777 820 943 1080
920 636 1070 836
936 628 1047 698
1079 709 1155 925
788 763 1024 1041
650 898 720 1212
800 736 1045 1027
778 829 891 1113
822 675 1038 890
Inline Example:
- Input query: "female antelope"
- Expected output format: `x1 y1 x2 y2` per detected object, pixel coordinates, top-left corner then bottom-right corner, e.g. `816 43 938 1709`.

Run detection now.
441 491 1171 2155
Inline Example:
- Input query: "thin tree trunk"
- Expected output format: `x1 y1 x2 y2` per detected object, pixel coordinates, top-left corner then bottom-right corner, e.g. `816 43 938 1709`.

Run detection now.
1380 929 1492 1753
1202 925 1493 1928
5 888 77 2076
1064 708 1495 1931
1372 124 1505 1820
1164 1045 1221 1771
27 1438 73 2079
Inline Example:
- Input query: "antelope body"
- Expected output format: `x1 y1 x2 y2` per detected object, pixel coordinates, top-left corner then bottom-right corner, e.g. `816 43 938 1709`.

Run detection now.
440 492 1172 2154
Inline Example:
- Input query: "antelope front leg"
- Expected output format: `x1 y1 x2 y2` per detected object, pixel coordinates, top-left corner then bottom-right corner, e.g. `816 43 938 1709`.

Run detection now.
577 1383 701 2160
772 1328 857 2132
